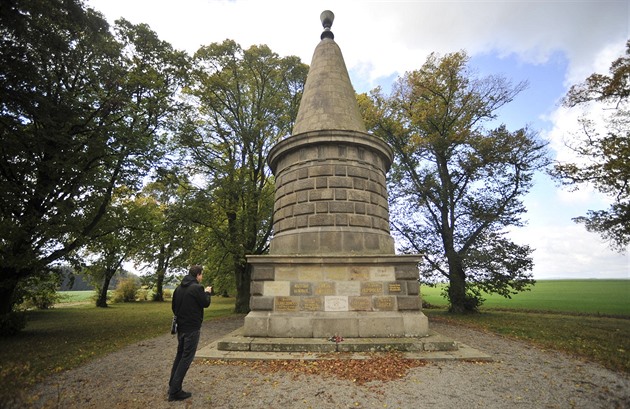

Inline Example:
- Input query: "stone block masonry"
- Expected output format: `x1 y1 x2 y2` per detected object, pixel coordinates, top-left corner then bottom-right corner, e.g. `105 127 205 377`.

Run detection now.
268 130 396 255
244 255 429 338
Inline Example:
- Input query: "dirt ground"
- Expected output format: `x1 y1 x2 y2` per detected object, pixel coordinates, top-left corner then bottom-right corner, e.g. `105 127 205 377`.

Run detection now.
19 315 630 408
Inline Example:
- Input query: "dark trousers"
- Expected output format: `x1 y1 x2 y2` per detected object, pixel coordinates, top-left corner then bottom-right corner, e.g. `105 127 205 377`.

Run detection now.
168 329 200 395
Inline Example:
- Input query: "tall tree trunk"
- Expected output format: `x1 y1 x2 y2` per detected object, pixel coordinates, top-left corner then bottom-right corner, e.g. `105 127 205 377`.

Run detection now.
0 275 19 315
233 261 251 313
96 270 115 308
154 245 166 302
155 271 164 302
446 253 468 313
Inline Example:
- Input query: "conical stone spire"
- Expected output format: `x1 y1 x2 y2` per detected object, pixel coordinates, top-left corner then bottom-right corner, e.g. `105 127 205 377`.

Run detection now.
241 11 429 341
292 11 366 135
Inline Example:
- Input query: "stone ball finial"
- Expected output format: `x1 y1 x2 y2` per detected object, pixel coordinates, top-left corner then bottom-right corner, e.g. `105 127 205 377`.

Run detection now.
320 10 334 40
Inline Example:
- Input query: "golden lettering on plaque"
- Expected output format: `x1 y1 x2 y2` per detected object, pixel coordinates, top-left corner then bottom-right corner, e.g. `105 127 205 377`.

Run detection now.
275 297 299 311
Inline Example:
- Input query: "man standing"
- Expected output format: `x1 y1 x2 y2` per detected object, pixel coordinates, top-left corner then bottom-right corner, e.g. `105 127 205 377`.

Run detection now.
168 265 212 401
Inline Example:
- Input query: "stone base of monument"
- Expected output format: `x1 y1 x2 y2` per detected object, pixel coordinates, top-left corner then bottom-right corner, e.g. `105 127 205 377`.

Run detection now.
195 327 492 361
243 311 429 338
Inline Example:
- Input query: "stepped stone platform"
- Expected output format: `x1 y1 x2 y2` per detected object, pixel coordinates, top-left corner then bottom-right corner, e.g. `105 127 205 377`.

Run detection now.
195 327 492 361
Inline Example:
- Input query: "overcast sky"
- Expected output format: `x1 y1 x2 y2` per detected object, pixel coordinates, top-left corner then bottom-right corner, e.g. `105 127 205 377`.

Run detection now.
87 0 629 280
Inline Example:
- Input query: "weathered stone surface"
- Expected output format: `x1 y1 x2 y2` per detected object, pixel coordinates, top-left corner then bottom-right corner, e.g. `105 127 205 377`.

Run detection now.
263 281 290 297
251 265 275 281
249 296 273 311
268 315 313 337
324 296 349 311
313 316 359 337
397 296 421 310
292 38 366 135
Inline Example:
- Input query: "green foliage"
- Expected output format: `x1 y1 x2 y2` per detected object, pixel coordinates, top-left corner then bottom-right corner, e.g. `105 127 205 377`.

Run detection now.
15 271 64 310
551 41 630 252
130 178 197 303
111 278 139 303
359 51 549 313
177 40 308 313
0 0 189 316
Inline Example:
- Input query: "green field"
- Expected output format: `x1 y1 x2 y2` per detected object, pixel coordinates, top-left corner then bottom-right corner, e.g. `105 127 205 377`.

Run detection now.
57 290 96 303
421 279 630 316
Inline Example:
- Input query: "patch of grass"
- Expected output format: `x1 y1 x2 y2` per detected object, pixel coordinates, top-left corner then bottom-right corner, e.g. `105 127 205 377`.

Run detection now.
425 309 630 373
56 290 95 303
421 280 630 316
0 297 236 402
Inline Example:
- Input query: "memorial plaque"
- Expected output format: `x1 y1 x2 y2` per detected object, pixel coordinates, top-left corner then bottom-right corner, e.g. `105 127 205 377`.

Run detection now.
324 296 349 311
275 296 299 312
301 297 323 311
314 282 335 295
387 282 404 294
361 282 383 296
291 282 312 296
348 266 369 281
336 281 361 296
370 266 395 281
349 296 371 311
373 296 395 311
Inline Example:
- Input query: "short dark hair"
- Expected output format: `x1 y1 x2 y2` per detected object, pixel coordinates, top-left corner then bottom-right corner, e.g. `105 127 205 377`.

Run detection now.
189 265 203 276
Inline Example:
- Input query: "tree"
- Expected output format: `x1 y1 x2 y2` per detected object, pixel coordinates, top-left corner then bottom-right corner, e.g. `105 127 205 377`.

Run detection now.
177 40 307 312
551 41 630 252
359 51 550 313
0 0 188 316
131 175 196 301
80 188 153 307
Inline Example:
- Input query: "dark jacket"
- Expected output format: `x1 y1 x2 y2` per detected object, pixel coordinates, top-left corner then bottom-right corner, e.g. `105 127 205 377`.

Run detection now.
172 274 211 333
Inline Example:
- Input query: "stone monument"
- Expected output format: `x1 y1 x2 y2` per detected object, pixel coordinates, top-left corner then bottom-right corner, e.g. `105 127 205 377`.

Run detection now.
243 10 429 339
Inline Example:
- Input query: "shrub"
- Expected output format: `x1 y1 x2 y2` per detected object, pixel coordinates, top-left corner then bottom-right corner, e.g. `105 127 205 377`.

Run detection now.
112 278 139 303
136 287 149 301
163 289 173 300
16 272 63 310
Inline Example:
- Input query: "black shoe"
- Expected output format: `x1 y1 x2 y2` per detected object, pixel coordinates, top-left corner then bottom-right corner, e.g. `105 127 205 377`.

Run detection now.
168 390 192 401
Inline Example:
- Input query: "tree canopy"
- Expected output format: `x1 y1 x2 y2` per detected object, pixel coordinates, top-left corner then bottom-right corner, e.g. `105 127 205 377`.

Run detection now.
359 51 550 313
176 40 308 312
551 41 630 252
0 0 188 315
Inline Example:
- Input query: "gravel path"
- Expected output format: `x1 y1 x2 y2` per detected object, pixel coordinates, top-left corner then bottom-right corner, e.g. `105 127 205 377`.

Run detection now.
24 315 629 409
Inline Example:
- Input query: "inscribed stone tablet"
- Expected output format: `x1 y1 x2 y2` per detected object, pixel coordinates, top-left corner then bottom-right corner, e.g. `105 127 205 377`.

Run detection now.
291 282 312 296
387 282 404 294
373 296 395 311
275 296 299 312
314 282 335 295
349 296 372 311
369 266 395 281
361 282 383 296
348 266 369 281
301 297 323 311
336 281 361 296
324 296 349 311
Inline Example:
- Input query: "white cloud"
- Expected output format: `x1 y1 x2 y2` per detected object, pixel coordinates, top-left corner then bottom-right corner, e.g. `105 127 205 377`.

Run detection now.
87 1 628 88
510 223 629 279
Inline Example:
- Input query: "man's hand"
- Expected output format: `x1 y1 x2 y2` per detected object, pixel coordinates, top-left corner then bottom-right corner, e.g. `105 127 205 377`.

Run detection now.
205 286 213 293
